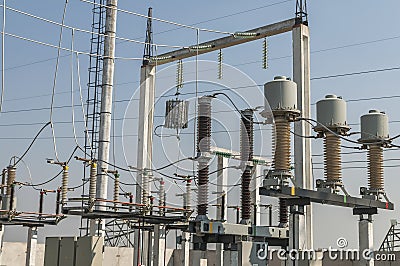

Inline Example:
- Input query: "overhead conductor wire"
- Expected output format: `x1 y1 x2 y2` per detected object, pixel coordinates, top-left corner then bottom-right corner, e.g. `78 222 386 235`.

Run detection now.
80 0 233 35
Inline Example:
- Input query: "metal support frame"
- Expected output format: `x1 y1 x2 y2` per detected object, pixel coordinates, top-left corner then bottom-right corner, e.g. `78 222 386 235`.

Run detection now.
292 23 312 250
149 19 295 66
93 0 118 237
134 17 318 266
379 220 400 252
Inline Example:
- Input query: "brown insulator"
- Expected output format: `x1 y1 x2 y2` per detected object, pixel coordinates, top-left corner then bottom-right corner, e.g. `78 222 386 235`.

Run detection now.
6 166 16 196
324 132 342 183
240 109 254 222
368 145 384 191
272 117 291 226
61 165 69 204
273 118 291 171
196 96 212 216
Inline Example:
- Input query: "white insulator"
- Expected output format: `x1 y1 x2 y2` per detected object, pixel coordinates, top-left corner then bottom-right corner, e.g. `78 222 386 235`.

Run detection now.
186 179 191 211
159 180 165 216
113 173 120 209
61 165 69 204
89 162 97 208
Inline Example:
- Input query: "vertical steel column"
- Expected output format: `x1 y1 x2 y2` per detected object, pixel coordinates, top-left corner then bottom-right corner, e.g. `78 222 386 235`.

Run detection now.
94 0 118 236
134 64 156 266
292 24 313 250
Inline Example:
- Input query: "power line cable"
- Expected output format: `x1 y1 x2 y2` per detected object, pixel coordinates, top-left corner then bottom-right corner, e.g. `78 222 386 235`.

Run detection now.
11 122 51 167
1 4 186 49
3 32 142 60
81 0 233 35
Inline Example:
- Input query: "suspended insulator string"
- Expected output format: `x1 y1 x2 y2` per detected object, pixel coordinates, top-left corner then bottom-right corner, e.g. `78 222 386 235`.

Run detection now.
218 49 223 79
262 38 268 69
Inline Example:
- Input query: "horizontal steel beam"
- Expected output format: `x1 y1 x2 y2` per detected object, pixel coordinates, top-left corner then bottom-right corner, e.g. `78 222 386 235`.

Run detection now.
260 187 394 210
149 18 296 66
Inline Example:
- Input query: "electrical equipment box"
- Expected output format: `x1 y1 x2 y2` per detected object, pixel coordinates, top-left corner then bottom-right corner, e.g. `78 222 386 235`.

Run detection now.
75 236 104 266
44 236 103 266
360 109 389 142
264 76 297 112
315 94 349 131
59 237 77 266
44 237 61 266
164 99 189 129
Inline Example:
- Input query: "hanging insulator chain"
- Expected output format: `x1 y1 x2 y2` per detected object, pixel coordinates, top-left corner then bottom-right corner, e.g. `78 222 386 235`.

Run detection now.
263 38 268 69
176 60 184 90
218 49 223 79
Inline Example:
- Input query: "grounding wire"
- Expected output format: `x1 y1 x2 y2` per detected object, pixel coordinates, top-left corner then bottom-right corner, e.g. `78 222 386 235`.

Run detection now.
75 51 93 155
9 155 37 190
70 28 81 149
22 145 79 188
11 121 51 167
50 0 69 163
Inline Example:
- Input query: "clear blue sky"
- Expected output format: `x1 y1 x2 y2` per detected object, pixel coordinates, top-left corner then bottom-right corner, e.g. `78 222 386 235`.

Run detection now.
0 0 399 249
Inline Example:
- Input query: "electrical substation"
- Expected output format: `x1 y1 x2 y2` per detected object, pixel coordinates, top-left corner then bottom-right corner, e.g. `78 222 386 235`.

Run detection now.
0 0 400 265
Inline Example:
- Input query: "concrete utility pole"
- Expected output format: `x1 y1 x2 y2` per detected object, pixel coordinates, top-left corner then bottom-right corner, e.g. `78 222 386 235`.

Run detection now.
25 227 38 266
216 156 228 266
92 0 118 236
292 23 313 250
134 64 156 266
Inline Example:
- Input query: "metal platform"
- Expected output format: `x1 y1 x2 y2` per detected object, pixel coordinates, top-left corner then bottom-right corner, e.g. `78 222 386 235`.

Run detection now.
0 214 66 227
259 186 394 210
62 207 187 224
